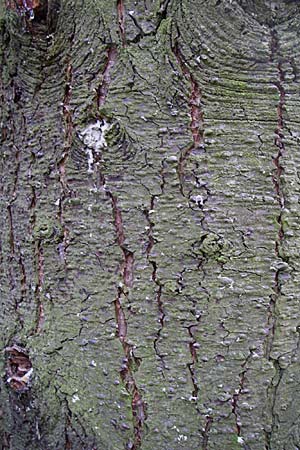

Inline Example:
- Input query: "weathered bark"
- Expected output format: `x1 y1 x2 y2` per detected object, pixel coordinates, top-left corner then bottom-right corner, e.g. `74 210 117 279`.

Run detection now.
1 0 300 449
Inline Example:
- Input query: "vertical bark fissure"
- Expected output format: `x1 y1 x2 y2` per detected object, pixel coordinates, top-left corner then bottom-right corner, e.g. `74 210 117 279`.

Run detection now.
231 351 252 441
264 27 286 448
117 0 126 47
151 264 166 372
145 169 167 372
91 36 146 447
201 415 213 450
171 38 204 194
109 193 146 449
187 324 199 399
96 45 117 108
143 194 155 258
171 32 209 441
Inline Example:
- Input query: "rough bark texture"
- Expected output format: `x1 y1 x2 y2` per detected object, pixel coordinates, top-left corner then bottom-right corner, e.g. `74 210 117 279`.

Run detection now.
1 0 300 449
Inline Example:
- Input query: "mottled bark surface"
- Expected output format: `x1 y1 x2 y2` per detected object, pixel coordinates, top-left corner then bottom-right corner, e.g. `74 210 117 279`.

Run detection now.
1 1 300 449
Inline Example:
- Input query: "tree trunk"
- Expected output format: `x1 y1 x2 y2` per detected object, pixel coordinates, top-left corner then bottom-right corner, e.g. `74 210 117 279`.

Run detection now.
1 1 300 449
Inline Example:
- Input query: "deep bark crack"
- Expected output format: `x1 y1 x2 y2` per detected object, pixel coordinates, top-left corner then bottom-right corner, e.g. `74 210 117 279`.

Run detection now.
108 195 146 448
264 26 287 448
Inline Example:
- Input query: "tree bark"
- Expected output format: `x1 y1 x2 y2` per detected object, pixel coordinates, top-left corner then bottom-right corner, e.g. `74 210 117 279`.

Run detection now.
1 1 300 449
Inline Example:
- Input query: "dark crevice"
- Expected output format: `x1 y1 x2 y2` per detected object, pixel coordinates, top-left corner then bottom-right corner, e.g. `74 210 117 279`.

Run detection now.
150 261 166 374
123 0 171 45
187 324 199 399
201 415 213 450
142 195 156 258
264 26 287 448
265 359 284 450
108 193 146 448
265 28 286 355
7 1 61 32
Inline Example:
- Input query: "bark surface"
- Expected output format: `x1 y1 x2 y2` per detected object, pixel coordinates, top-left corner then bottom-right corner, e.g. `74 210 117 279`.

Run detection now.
1 1 300 449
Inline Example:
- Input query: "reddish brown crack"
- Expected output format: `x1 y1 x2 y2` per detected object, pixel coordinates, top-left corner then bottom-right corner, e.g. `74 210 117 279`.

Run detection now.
117 0 126 47
118 338 145 450
97 46 118 108
231 370 246 437
114 295 147 449
187 324 199 399
93 42 145 446
201 415 213 450
231 351 252 442
5 345 33 392
108 195 146 448
110 193 134 288
171 41 204 194
115 288 127 342
153 284 166 369
142 195 156 257
150 261 166 372
172 42 204 149
142 197 166 372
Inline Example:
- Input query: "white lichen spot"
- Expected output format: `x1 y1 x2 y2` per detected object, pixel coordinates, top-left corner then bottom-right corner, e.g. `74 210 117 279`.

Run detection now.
178 435 188 442
79 120 112 173
72 394 80 403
